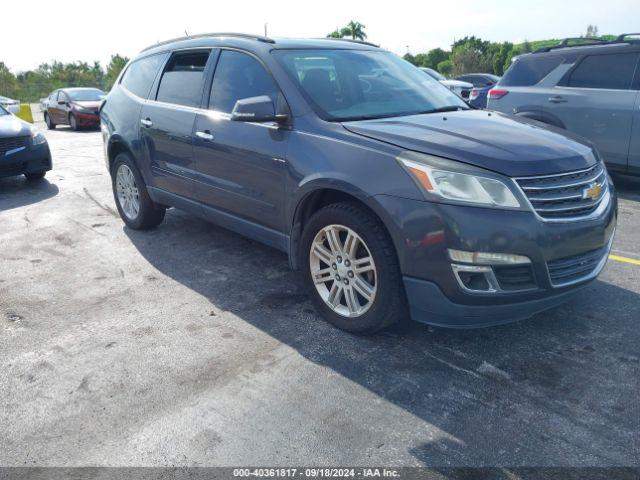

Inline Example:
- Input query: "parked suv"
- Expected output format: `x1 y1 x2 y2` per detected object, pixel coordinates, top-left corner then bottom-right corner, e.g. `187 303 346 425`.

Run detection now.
488 35 640 176
44 87 105 130
101 34 616 333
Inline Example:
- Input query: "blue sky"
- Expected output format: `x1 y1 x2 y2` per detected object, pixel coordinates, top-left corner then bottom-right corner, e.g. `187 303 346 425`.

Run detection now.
1 0 638 72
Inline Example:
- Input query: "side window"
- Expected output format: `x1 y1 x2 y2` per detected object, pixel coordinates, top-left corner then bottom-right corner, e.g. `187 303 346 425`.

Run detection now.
500 55 564 87
156 50 211 107
567 53 639 90
209 50 279 113
120 54 165 99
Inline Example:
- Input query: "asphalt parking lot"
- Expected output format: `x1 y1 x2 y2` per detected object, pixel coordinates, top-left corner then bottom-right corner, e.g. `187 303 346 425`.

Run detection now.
1 108 639 468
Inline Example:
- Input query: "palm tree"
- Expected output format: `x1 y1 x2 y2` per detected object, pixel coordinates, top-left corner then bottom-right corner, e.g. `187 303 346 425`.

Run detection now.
343 20 367 40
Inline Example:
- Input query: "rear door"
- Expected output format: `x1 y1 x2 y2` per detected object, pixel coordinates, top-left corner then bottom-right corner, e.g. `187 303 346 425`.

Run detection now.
139 49 212 202
550 51 639 170
192 49 289 232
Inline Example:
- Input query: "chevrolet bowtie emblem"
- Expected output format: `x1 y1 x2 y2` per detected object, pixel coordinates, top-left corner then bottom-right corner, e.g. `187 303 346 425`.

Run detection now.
583 183 603 200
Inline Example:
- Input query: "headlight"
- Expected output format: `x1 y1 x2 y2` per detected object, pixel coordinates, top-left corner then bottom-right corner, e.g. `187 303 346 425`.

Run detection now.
73 104 92 113
31 130 47 145
398 151 522 209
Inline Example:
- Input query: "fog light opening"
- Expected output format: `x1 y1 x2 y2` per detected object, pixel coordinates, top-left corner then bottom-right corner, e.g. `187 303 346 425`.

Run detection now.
451 264 500 293
458 271 491 291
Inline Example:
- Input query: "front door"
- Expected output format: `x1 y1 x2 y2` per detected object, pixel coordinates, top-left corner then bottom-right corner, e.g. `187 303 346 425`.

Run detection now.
52 91 68 124
193 49 288 232
139 49 212 202
628 91 640 174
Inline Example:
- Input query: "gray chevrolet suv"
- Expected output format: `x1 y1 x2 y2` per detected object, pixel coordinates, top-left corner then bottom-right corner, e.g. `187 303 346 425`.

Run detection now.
488 34 640 176
101 34 616 334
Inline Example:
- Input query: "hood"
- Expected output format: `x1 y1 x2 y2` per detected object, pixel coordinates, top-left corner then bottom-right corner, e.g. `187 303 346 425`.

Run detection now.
342 110 596 177
73 100 101 110
0 113 32 139
441 79 473 89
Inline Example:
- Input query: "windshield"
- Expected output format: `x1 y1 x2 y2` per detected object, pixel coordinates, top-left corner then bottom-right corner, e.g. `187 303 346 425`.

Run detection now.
273 49 467 121
0 105 8 116
67 89 105 101
421 67 446 81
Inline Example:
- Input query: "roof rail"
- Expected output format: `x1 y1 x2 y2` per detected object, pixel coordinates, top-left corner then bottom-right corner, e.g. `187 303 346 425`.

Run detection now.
534 37 607 53
141 32 275 52
534 34 640 53
616 33 640 42
320 37 380 48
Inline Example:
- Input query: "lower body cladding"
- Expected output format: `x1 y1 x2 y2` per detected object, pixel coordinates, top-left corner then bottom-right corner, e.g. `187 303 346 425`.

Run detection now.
0 142 52 179
373 192 617 328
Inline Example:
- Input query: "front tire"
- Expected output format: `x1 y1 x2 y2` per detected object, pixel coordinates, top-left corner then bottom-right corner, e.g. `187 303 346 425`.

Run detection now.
25 171 47 181
111 153 165 230
69 113 78 131
44 112 55 130
301 202 407 334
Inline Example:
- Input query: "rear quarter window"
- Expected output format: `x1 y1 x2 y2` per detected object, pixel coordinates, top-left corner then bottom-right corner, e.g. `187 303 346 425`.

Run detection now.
566 52 640 90
120 54 165 99
500 55 564 86
156 50 210 107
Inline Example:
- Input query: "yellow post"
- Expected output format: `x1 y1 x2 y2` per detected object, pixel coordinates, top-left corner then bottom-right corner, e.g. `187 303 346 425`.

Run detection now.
16 104 34 123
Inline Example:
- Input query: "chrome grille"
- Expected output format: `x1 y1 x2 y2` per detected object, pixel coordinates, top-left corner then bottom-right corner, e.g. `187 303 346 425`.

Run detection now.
0 136 29 156
547 245 609 287
515 163 608 220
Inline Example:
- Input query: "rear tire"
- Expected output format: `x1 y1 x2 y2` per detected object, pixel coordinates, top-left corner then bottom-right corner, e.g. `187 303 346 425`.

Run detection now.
111 153 165 230
25 171 46 181
69 113 78 131
301 202 407 334
44 112 55 130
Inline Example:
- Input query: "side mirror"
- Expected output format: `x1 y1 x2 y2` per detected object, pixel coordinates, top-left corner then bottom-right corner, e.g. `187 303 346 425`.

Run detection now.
231 95 287 123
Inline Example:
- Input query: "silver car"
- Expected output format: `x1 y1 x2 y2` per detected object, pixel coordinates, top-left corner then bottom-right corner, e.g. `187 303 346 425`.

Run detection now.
420 67 473 100
0 96 20 114
487 34 640 176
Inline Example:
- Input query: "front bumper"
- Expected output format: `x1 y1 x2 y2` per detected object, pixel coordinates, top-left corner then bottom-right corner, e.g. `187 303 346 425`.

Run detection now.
0 142 52 178
373 184 617 328
75 112 100 127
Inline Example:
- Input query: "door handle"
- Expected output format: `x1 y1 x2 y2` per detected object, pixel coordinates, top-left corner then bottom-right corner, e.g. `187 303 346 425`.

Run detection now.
140 118 153 127
196 130 214 141
548 96 567 103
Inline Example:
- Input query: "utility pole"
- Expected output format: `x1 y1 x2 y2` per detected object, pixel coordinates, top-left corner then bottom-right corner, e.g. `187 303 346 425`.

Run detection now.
264 23 268 37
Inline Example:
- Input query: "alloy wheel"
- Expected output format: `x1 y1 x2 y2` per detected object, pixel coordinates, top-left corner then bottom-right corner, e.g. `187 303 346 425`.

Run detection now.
115 164 140 220
309 224 377 317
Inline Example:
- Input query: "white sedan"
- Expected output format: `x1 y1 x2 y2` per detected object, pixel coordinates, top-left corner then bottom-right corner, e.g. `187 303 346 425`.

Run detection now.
420 68 473 100
0 96 20 114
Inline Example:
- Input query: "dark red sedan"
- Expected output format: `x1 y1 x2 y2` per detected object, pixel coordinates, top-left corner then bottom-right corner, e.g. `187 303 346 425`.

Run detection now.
44 87 105 131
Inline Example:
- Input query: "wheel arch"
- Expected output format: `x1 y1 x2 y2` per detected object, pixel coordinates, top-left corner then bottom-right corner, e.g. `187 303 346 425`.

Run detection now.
288 181 404 271
106 136 135 175
514 109 566 129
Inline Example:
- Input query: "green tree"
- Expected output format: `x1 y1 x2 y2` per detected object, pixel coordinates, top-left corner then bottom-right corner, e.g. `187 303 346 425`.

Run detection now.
493 42 514 75
585 25 599 37
437 59 453 76
0 61 19 97
450 39 494 75
327 20 367 40
342 20 367 40
104 54 129 90
426 48 449 70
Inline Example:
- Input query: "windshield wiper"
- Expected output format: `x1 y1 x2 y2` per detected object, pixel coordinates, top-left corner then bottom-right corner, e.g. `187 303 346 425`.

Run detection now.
417 105 470 114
